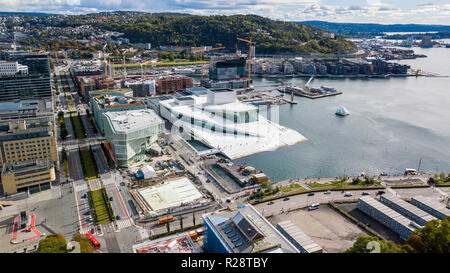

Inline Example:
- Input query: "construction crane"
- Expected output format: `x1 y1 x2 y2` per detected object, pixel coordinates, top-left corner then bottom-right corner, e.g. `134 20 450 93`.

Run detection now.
237 37 256 89
191 47 225 80
140 57 159 80
102 44 108 76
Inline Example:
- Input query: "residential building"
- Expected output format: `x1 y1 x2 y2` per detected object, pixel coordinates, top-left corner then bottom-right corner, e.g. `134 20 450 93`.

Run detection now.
202 204 300 253
102 109 164 166
123 79 156 97
157 75 193 95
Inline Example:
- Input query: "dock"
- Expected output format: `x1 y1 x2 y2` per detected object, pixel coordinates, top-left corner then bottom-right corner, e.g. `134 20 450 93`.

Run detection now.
279 86 342 99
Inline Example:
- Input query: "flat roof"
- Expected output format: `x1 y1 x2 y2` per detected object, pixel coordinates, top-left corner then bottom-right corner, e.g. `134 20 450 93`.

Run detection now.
104 109 163 134
203 204 299 253
137 177 204 212
276 220 322 253
380 195 437 223
133 232 199 253
359 196 417 231
411 196 450 218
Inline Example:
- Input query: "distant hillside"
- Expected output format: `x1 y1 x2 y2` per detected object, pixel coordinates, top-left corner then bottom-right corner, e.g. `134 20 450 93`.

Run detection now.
299 21 450 35
50 13 356 54
0 11 58 17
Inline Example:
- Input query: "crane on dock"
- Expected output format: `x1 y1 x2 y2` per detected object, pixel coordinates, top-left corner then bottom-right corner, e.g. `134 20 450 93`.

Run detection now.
237 37 256 89
191 46 225 81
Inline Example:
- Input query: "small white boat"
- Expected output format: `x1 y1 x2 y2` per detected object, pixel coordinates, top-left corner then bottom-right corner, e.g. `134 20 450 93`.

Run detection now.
335 106 350 116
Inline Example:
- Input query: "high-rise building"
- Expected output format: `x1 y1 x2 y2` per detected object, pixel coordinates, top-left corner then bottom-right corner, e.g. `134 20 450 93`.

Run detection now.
0 52 51 101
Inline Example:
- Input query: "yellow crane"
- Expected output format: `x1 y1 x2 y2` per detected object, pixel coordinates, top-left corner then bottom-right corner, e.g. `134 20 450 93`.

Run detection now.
191 47 225 80
237 37 256 89
140 57 159 80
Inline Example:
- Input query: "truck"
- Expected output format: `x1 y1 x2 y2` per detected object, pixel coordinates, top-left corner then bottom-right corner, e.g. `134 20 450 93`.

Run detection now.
158 215 174 225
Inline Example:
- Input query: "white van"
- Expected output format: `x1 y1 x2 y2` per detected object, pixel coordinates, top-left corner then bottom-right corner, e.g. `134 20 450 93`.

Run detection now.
308 203 320 211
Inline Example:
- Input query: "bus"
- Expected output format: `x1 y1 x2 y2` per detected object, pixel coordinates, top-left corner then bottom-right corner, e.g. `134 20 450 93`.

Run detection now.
158 215 174 225
86 231 100 248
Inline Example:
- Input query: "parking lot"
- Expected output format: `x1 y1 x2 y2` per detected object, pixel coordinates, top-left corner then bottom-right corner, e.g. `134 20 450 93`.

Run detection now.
268 204 369 253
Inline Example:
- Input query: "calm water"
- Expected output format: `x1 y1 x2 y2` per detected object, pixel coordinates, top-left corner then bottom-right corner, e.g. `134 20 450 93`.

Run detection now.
233 46 450 182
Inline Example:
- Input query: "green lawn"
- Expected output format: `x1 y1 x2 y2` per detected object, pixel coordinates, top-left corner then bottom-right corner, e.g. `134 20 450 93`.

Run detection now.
279 184 305 193
70 115 86 139
307 179 380 188
88 189 112 225
79 149 99 180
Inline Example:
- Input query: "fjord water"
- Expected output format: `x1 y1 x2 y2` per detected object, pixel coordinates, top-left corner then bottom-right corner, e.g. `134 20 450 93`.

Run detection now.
235 46 450 182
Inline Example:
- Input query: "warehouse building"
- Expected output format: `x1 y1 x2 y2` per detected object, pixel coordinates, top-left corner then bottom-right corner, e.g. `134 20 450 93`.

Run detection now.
410 196 450 220
202 204 299 253
276 220 323 253
379 195 437 226
358 196 416 240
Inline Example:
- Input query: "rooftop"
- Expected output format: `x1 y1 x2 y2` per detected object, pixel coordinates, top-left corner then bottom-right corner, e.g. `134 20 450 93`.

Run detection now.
203 204 299 253
2 158 53 175
137 176 204 212
0 99 53 120
133 232 200 253
104 109 164 134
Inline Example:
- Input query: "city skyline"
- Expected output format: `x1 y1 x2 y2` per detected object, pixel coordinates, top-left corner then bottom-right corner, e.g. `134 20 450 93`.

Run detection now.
0 0 450 25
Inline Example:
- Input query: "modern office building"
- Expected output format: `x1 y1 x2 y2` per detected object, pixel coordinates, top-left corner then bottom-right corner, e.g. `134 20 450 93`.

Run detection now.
410 196 450 220
1 52 50 76
102 109 164 166
209 57 246 81
0 118 59 171
0 73 52 102
1 158 55 195
0 99 54 121
123 79 156 97
0 61 28 76
379 194 437 226
91 93 145 134
159 88 306 159
358 196 416 240
202 204 299 253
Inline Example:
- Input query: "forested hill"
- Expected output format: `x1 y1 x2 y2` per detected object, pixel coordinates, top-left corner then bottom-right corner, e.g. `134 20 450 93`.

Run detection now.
52 13 356 54
300 21 450 35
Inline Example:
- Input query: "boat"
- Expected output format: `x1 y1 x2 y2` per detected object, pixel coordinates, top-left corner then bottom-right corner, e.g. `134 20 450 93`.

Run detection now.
335 106 350 116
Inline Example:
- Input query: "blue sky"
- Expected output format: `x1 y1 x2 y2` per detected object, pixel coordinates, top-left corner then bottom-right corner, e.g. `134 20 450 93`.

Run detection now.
1 0 450 24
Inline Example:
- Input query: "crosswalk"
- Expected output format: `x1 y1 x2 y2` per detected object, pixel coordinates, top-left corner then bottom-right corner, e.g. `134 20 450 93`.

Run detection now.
88 179 103 191
116 218 133 229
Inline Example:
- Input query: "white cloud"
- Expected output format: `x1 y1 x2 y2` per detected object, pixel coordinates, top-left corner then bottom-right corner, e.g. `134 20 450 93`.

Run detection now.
0 0 449 24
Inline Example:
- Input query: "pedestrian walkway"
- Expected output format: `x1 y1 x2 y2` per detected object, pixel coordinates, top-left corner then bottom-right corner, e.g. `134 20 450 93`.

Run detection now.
116 218 133 230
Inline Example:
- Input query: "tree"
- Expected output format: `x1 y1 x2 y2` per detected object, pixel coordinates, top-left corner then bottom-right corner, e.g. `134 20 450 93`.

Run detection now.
403 217 450 253
71 234 94 253
345 236 404 253
38 233 67 253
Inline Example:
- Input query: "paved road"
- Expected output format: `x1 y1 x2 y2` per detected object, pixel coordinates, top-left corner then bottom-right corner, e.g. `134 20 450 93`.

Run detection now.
101 223 121 253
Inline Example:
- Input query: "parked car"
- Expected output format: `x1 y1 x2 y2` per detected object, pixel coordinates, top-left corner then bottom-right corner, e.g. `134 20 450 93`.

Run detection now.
283 197 290 201
267 201 274 205
362 192 370 196
109 197 113 201
344 192 353 197
377 191 386 195
308 203 320 211
324 190 331 194
307 192 315 196
116 215 121 220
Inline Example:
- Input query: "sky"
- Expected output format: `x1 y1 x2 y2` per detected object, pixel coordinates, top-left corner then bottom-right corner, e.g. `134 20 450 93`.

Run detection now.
1 0 450 25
